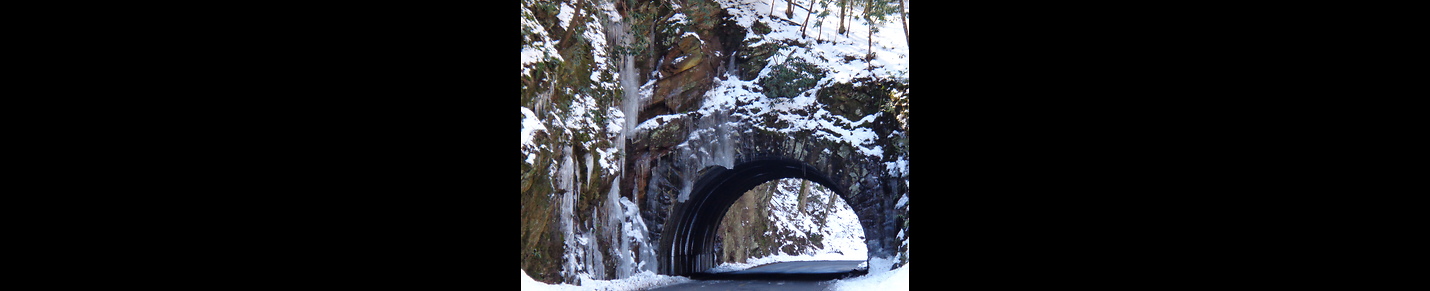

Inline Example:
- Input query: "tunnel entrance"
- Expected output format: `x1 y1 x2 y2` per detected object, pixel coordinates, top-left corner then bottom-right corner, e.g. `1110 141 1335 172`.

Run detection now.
714 177 867 268
657 159 871 276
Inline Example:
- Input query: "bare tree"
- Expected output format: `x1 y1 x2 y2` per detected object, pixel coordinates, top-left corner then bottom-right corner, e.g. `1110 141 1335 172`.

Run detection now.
899 0 908 45
866 0 874 62
797 179 809 213
787 0 795 19
800 0 813 38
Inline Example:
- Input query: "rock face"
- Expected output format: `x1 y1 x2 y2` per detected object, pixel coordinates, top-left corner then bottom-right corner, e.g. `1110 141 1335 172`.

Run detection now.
521 0 633 284
817 77 909 121
651 34 716 116
663 36 706 75
733 20 778 81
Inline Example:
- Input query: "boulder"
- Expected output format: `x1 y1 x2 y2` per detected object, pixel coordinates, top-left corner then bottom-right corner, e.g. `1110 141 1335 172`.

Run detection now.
664 36 705 75
630 114 694 151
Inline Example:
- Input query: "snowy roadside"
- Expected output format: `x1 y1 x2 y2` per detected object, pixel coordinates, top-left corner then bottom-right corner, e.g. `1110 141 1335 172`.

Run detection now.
521 269 690 291
702 253 907 291
829 262 909 291
705 251 868 273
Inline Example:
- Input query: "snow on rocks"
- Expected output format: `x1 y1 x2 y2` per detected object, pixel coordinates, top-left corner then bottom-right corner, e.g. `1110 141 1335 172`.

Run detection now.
680 31 701 42
714 0 909 85
521 106 547 146
886 155 908 177
692 0 908 159
520 4 563 77
700 77 887 158
521 106 548 165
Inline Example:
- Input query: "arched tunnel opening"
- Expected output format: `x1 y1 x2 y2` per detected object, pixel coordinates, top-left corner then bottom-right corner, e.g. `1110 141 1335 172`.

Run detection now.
713 177 867 266
657 159 871 276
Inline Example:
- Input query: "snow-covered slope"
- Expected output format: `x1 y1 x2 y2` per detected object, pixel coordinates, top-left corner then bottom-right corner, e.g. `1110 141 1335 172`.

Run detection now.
716 0 908 84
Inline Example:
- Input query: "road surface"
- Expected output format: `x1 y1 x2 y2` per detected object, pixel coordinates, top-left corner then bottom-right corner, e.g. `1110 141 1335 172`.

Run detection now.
648 260 866 291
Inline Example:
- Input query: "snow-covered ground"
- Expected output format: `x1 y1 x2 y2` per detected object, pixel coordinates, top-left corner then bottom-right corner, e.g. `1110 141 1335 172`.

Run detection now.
830 262 910 291
706 252 867 273
521 269 691 291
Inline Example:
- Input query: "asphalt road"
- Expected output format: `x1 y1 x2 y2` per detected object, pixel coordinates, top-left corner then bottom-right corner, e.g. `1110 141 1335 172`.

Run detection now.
647 260 866 291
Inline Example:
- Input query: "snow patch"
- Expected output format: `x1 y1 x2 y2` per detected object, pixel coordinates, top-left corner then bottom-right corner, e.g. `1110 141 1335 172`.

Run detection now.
680 31 701 42
521 106 547 150
556 3 576 30
886 156 908 177
669 13 687 26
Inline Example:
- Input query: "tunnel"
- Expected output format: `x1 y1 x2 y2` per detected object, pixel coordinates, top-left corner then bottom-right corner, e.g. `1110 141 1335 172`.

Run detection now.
656 158 866 276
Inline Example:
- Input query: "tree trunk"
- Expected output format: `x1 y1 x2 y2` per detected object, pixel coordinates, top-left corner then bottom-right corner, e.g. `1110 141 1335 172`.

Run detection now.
797 179 809 213
817 22 824 42
837 0 846 35
866 0 874 62
867 25 874 64
899 0 908 45
786 0 795 19
650 7 661 80
558 0 588 50
800 0 812 38
820 183 836 228
770 0 777 17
